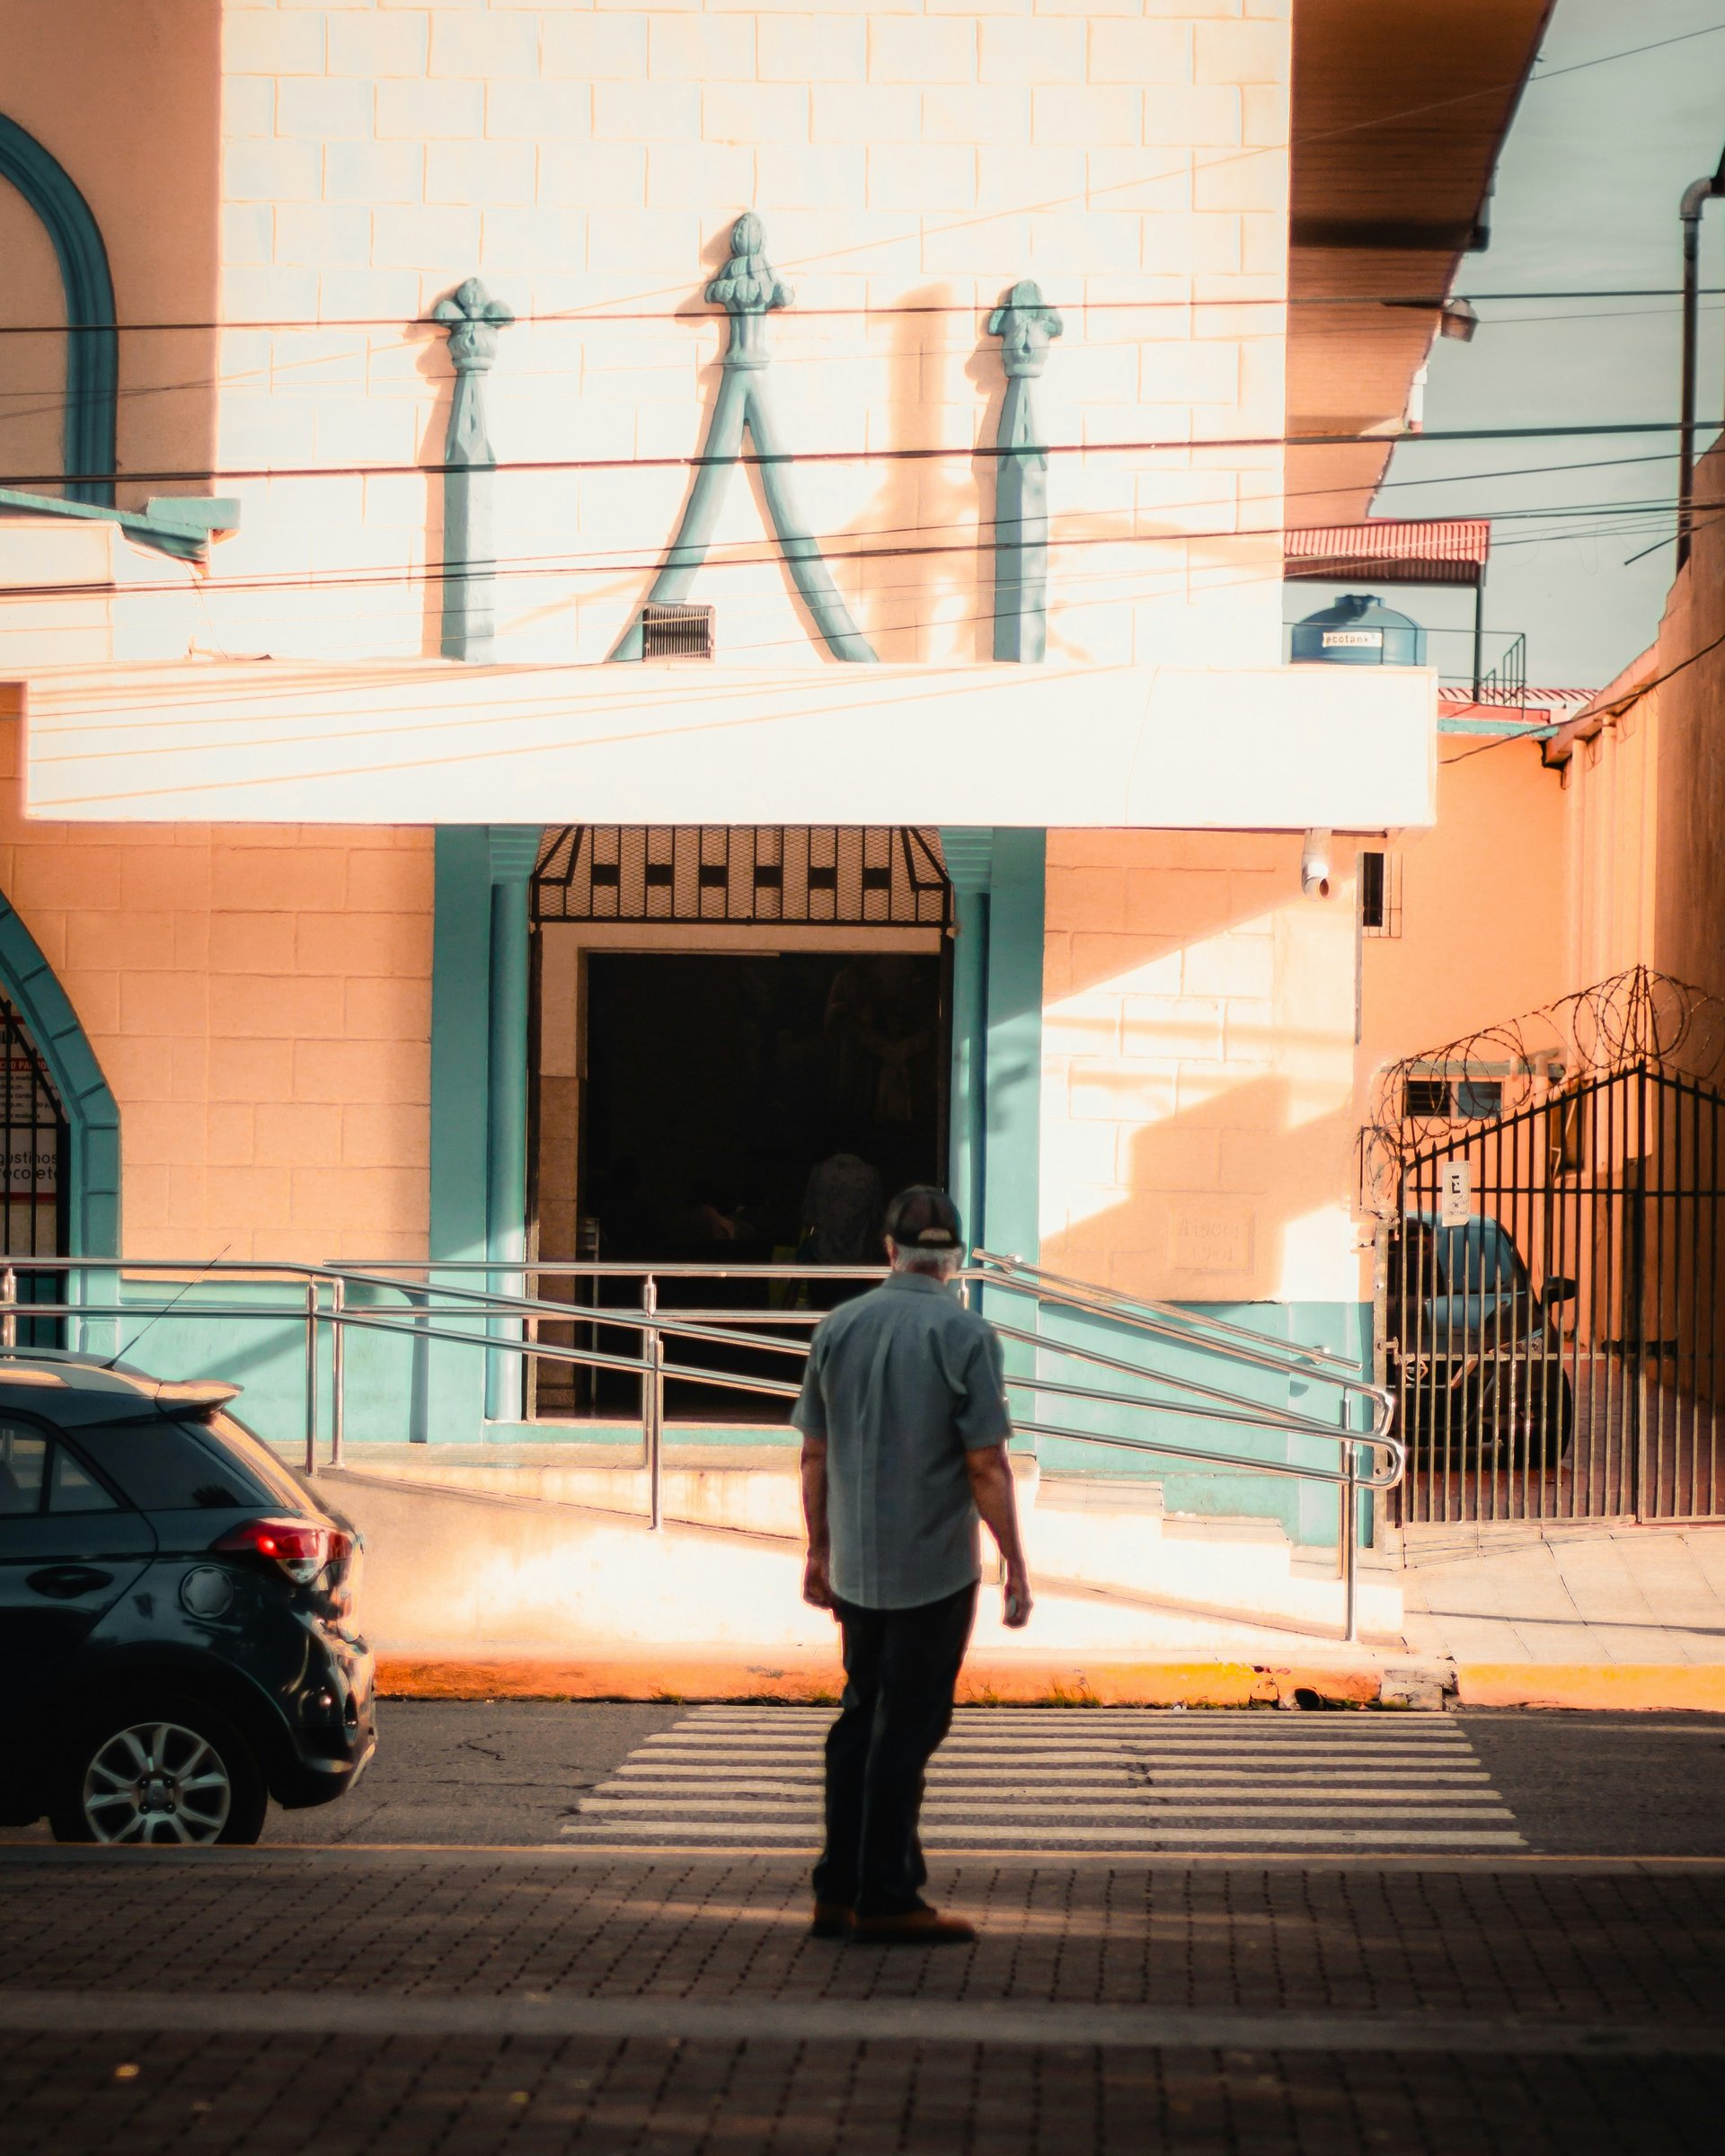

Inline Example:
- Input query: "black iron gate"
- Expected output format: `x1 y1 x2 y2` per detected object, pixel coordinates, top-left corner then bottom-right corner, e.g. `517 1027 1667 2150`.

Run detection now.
0 992 68 1348
1385 1056 1725 1525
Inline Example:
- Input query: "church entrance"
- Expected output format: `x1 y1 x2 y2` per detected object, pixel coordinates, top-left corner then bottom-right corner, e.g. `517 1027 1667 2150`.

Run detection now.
530 826 951 1419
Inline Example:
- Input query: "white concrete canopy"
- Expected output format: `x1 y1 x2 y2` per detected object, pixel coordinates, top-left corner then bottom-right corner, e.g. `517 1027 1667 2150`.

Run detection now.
8 658 1437 829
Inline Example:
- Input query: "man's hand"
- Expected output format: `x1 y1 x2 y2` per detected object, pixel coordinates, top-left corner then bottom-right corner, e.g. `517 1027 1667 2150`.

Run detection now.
800 1436 835 1615
965 1443 1031 1630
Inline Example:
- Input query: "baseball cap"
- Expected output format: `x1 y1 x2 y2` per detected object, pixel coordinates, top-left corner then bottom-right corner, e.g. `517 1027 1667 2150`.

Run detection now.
882 1185 964 1252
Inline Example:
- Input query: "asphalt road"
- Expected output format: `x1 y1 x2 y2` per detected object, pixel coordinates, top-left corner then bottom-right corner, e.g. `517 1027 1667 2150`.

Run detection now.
279 1705 1725 1854
0 1699 1716 1854
4 1703 1722 1852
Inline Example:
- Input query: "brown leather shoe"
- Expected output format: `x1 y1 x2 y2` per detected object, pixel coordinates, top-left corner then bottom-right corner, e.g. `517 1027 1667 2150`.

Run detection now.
850 1906 977 1947
809 1902 854 1940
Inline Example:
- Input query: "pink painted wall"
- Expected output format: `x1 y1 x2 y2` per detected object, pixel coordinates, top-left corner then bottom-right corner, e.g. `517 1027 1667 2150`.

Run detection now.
0 720 430 1262
1359 738 1567 1074
2 0 220 503
1543 435 1725 1006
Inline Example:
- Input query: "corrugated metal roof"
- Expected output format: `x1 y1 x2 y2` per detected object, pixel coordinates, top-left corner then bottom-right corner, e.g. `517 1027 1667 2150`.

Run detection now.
1286 518 1491 586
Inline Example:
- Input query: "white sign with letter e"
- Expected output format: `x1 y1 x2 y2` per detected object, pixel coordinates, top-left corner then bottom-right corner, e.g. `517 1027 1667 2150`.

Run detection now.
1438 1161 1472 1228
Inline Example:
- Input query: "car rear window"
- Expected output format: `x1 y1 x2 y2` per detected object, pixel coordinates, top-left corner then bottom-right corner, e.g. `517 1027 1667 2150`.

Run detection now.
199 1409 313 1510
69 1418 277 1513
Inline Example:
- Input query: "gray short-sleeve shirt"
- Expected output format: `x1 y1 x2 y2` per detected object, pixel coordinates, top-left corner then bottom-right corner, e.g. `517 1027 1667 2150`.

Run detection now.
791 1270 1013 1611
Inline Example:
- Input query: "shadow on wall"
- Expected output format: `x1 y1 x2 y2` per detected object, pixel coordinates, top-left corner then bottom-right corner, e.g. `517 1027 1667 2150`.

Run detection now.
863 281 980 663
1039 833 1363 1314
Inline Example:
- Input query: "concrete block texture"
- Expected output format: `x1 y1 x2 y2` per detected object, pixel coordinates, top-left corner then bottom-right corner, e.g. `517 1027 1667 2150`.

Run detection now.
0 727 434 1260
326 13 430 80
1043 832 1359 1306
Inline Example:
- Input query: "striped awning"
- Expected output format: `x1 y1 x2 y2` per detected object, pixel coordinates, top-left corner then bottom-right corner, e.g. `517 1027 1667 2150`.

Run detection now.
1285 519 1491 587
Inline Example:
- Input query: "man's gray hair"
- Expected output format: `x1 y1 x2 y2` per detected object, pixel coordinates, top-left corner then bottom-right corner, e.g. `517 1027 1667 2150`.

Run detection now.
889 1242 961 1281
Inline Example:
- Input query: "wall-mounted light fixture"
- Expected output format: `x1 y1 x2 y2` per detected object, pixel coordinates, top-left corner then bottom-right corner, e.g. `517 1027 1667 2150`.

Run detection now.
1300 828 1333 900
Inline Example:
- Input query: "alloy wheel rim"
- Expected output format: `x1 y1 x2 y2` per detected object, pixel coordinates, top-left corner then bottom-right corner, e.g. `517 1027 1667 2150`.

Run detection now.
82 1720 233 1845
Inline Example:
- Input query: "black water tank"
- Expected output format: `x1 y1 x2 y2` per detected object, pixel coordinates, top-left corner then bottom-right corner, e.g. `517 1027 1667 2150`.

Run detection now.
1290 593 1427 666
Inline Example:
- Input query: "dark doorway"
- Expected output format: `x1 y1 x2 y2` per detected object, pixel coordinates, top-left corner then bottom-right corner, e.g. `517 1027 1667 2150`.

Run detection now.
583 950 944 1263
573 950 945 1418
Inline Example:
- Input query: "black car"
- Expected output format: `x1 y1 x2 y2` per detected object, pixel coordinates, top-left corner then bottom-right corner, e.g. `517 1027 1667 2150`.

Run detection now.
0 1351 375 1844
1389 1210 1576 1462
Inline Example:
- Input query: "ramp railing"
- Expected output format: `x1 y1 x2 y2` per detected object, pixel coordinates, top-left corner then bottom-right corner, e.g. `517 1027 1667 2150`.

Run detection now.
0 1249 1400 1639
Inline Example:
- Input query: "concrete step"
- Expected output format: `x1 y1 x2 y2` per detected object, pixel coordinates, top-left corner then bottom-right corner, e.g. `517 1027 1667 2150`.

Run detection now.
316 1466 1406 1666
321 1436 1402 1640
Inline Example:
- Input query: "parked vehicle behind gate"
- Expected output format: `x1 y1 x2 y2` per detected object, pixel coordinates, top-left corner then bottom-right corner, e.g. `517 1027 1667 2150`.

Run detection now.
1390 1210 1577 1463
0 1352 375 1844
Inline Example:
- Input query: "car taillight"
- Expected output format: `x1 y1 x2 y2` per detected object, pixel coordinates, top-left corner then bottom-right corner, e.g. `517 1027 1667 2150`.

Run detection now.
331 1533 363 1620
212 1516 351 1587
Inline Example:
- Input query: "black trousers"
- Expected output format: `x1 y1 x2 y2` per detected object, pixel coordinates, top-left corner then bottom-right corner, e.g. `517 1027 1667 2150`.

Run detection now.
812 1580 978 1917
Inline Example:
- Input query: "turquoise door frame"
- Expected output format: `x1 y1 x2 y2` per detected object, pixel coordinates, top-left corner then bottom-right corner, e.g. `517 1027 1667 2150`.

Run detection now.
940 828 1045 1425
427 826 540 1441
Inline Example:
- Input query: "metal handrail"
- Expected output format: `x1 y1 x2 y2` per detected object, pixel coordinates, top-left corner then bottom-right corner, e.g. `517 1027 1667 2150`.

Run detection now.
972 1250 1367 1382
0 1249 1402 1639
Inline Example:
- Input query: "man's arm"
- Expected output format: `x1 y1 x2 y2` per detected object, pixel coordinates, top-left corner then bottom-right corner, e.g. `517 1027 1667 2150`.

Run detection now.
964 1444 1032 1628
800 1436 836 1611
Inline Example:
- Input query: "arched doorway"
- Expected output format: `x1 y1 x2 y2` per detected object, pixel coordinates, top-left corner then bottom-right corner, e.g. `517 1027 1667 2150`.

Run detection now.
0 894 120 1304
0 991 68 1345
0 114 118 506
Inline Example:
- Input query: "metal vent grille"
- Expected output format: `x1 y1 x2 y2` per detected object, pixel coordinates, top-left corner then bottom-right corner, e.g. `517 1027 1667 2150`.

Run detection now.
639 603 714 659
534 826 951 928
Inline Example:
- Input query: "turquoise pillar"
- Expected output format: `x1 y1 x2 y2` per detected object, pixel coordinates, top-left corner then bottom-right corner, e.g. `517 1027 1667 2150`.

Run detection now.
484 829 538 1419
940 828 1044 1436
427 831 491 1443
427 826 540 1438
981 828 1045 1274
940 831 993 1250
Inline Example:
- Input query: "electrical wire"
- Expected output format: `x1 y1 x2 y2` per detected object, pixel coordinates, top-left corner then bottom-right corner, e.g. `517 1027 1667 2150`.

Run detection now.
1 20 1720 341
3 415 1715 495
6 287 1725 340
4 473 1705 615
1438 622 1725 768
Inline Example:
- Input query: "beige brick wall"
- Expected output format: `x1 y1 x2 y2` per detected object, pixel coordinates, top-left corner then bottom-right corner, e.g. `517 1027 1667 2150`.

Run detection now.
209 0 1291 673
1041 826 1363 1306
0 723 432 1265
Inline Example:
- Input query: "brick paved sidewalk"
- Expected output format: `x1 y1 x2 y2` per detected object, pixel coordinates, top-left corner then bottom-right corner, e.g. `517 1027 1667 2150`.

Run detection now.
3 1852 1721 2154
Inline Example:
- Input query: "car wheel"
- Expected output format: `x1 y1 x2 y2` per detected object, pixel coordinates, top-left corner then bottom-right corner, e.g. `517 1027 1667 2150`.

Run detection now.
49 1701 269 1847
1483 1370 1575 1470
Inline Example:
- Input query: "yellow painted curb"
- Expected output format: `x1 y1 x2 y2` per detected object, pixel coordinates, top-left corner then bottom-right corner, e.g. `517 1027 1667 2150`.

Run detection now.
1455 1664 1725 1713
376 1655 1385 1710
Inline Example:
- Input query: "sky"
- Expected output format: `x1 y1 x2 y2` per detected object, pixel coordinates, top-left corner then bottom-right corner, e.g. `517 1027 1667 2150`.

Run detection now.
1282 0 1725 694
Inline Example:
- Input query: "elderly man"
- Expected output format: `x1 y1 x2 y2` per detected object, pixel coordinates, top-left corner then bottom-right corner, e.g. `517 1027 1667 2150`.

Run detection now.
792 1184 1031 1945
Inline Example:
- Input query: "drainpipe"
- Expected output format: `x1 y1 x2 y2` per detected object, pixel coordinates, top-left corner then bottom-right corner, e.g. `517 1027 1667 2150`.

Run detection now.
1676 147 1725 571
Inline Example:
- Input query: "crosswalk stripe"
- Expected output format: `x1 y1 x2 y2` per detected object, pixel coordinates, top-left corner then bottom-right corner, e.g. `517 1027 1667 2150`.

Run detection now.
609 1782 1506 1803
580 1800 1513 1822
563 1707 1526 1855
631 1741 1480 1756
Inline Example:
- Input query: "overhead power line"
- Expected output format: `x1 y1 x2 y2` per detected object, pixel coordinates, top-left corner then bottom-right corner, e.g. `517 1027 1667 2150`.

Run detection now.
0 19 1717 341
1 416 1713 496
4 287 1725 340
